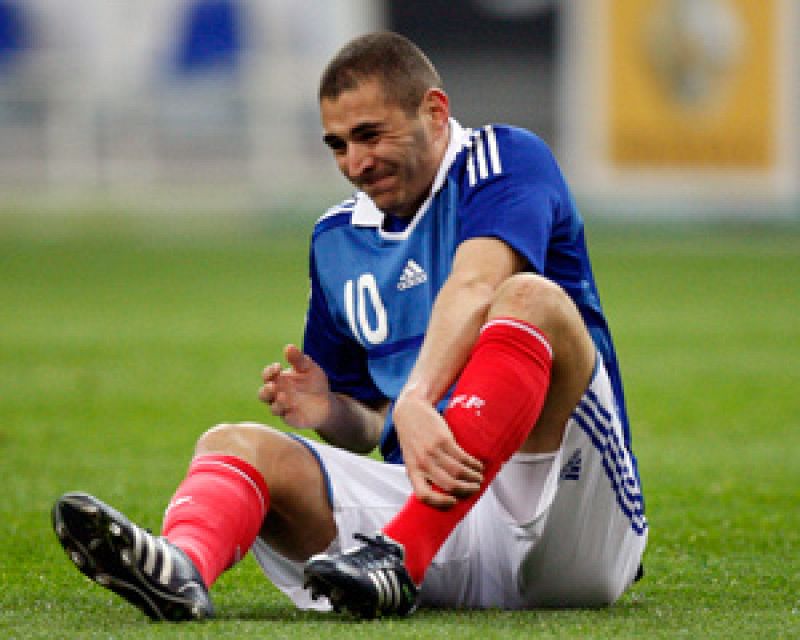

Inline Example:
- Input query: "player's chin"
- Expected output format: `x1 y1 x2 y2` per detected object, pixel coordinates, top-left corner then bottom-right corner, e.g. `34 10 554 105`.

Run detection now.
362 176 399 200
367 190 400 213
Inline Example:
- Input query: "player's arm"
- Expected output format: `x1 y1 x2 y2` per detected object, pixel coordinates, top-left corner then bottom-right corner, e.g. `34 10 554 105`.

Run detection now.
316 393 388 454
259 343 386 454
393 236 526 508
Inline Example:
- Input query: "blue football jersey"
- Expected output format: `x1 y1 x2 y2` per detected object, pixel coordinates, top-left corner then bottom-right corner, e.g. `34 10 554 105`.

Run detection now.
304 120 633 465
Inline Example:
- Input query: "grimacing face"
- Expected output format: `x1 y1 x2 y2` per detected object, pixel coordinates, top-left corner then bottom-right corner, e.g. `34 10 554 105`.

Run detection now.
320 79 448 218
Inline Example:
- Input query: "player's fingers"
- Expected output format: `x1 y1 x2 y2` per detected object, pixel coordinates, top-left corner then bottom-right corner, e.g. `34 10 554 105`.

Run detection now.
261 362 282 382
410 472 456 510
257 381 275 403
443 440 483 474
431 441 483 480
422 493 456 511
457 450 484 474
447 480 481 500
449 457 483 486
426 460 481 499
284 344 312 373
268 398 283 416
441 467 483 498
270 391 294 416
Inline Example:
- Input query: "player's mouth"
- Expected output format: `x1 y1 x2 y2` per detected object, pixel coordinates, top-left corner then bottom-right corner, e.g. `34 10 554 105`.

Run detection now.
361 173 397 196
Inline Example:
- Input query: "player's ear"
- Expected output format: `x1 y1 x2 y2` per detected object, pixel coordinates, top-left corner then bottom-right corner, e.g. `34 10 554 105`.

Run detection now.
420 88 449 130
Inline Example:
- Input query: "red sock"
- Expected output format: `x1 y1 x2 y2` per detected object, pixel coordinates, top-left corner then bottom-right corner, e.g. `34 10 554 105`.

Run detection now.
383 318 553 584
161 454 270 587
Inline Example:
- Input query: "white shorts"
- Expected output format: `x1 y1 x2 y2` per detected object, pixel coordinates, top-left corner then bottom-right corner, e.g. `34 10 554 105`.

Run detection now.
252 357 647 610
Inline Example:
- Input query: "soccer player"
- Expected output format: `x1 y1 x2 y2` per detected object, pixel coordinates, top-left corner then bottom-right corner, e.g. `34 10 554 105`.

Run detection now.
52 31 646 621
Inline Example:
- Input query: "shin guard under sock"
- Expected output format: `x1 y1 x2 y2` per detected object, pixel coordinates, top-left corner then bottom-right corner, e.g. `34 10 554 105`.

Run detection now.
161 454 270 587
383 318 553 584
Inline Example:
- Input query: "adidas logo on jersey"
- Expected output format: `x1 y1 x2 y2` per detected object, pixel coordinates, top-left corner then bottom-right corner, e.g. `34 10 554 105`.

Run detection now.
559 448 582 481
397 259 428 290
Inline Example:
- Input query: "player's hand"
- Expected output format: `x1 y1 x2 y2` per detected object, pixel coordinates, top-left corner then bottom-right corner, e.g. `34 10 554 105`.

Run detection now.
393 393 484 510
259 344 333 430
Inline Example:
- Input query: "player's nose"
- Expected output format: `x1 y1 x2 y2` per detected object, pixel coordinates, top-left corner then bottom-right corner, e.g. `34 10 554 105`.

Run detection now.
345 143 374 179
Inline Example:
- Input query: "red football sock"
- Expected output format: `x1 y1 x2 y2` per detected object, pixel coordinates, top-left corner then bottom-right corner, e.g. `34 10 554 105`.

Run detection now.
383 318 553 584
161 454 270 587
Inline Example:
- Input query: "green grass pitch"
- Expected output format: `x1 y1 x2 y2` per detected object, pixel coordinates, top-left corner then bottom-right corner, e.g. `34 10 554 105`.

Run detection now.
0 214 798 639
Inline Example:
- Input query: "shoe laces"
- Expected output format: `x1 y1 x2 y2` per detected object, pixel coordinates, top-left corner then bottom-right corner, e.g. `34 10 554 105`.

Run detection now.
348 533 403 570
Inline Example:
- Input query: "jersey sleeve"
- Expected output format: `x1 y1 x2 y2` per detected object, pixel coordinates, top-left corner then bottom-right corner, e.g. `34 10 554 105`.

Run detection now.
302 249 386 405
457 129 564 274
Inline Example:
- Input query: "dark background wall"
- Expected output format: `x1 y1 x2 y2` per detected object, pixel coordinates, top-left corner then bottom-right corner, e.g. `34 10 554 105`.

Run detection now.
388 0 558 142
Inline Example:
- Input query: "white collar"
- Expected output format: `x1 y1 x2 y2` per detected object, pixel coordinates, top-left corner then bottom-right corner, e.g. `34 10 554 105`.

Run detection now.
351 118 470 228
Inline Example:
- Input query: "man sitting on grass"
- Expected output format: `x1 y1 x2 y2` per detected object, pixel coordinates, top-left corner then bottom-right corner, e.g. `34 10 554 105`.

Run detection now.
53 31 646 620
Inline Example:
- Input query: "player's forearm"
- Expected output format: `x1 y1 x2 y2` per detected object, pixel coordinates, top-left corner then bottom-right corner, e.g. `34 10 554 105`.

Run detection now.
314 393 387 454
400 237 525 407
399 273 495 406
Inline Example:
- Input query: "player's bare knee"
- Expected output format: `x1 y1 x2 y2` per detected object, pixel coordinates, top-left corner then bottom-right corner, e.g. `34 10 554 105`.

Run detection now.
490 274 571 335
196 422 315 487
195 422 281 469
196 422 245 453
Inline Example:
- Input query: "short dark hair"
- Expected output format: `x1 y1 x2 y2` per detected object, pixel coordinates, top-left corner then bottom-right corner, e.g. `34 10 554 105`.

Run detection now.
319 31 442 114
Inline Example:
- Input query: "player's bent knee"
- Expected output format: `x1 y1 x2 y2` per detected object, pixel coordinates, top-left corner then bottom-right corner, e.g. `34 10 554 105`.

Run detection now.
194 422 282 468
490 274 573 333
196 422 249 452
194 422 317 488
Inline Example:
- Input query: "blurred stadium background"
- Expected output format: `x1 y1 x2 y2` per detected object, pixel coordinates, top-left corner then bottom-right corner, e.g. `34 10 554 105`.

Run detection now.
0 0 796 221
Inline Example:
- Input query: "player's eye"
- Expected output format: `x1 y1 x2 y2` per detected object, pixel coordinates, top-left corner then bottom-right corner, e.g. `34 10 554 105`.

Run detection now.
360 130 379 143
324 136 347 154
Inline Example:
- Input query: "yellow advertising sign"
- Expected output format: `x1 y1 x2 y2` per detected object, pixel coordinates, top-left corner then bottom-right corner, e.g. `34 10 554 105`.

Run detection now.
608 0 775 168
